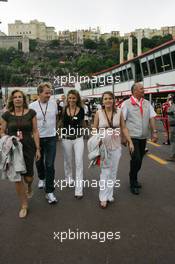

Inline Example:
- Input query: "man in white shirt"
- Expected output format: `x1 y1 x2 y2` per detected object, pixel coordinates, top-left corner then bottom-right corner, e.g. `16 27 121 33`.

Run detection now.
122 82 158 195
30 82 58 204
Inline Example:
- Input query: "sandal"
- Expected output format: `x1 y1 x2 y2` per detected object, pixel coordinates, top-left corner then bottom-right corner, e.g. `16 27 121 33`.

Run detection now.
19 206 28 218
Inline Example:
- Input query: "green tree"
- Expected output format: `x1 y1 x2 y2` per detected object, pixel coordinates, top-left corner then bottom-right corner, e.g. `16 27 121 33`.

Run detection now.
76 54 103 75
10 74 25 86
107 37 120 48
84 39 97 49
29 39 38 52
48 40 60 48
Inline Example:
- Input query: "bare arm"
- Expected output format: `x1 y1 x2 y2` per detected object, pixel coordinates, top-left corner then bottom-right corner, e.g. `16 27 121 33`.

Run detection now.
93 111 99 129
0 118 7 137
149 117 158 143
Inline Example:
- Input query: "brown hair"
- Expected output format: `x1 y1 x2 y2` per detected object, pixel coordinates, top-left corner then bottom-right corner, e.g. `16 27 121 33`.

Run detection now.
7 89 28 112
37 82 52 95
101 91 116 112
66 90 82 108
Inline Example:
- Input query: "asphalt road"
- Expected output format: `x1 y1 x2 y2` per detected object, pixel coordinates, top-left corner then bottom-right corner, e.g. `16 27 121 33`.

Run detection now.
0 136 175 264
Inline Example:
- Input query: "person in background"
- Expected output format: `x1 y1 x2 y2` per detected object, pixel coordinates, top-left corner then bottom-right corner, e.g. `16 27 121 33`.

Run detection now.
30 82 58 204
83 99 89 127
82 99 89 139
122 83 158 195
167 94 175 161
1 90 40 218
56 99 63 121
86 99 92 126
162 94 172 145
59 94 66 108
96 102 102 111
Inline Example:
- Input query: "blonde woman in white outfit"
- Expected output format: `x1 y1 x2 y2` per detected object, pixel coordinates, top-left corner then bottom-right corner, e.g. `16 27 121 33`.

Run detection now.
93 91 134 208
61 90 85 199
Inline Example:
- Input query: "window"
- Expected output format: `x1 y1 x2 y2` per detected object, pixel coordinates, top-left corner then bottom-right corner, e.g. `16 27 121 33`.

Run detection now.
148 59 156 74
80 82 91 90
155 56 164 73
107 75 115 85
162 53 172 71
88 82 92 89
92 82 96 89
123 69 128 81
141 61 149 76
134 60 142 82
171 51 175 69
105 76 109 85
113 72 120 83
18 41 22 51
127 68 133 80
96 79 99 88
119 71 124 82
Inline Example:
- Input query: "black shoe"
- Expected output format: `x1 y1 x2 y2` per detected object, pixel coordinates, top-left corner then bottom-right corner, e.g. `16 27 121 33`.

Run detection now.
135 182 142 188
163 141 170 145
130 187 140 195
74 195 83 200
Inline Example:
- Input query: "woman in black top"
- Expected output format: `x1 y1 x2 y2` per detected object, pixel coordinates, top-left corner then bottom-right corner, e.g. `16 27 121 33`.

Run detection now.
1 90 40 218
61 90 85 198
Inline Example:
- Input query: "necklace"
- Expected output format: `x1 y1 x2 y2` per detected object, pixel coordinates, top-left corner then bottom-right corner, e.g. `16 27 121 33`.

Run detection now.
14 108 24 140
104 109 113 128
68 106 77 120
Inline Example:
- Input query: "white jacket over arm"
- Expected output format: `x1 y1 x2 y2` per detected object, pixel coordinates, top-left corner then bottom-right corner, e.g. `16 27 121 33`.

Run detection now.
0 136 26 182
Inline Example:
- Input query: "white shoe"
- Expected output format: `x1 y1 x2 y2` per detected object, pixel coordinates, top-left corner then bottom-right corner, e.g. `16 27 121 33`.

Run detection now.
45 193 57 204
38 180 45 189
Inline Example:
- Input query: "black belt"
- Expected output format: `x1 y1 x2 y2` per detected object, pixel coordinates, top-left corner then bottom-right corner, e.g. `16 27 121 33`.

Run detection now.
62 135 82 140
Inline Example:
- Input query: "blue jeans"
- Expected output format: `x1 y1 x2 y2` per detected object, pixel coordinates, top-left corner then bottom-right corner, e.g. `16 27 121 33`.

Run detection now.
36 136 57 193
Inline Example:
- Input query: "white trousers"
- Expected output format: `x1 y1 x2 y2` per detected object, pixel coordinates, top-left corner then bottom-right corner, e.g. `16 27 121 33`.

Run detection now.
62 137 84 195
99 147 121 202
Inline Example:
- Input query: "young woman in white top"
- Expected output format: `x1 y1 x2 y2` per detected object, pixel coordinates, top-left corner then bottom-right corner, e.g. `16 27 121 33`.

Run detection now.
93 91 134 208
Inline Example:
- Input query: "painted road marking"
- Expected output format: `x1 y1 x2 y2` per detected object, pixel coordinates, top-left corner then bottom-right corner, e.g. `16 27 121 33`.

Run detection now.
147 153 168 165
147 140 161 147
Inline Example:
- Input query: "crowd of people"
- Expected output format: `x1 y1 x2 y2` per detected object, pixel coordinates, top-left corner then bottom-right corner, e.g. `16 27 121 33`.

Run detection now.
1 81 174 218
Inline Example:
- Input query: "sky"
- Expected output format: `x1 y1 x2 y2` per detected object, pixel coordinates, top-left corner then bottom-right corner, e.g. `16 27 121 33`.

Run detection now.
0 0 175 35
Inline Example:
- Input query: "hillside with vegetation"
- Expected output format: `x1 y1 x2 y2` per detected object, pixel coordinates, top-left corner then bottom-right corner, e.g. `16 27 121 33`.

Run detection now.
0 34 173 86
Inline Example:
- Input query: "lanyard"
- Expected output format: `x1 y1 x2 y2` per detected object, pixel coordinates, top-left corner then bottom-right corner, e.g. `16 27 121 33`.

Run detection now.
38 101 48 121
14 108 24 130
104 109 114 128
